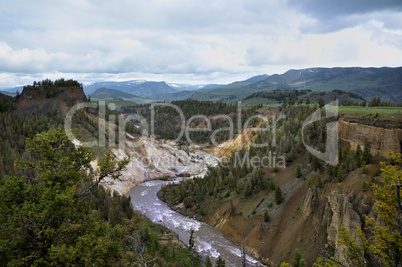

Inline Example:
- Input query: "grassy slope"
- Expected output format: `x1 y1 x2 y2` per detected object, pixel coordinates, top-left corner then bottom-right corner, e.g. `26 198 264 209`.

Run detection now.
339 106 402 116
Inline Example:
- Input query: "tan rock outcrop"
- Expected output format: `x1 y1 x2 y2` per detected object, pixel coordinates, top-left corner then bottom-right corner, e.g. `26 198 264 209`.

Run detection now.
302 187 318 217
323 189 362 264
339 120 402 158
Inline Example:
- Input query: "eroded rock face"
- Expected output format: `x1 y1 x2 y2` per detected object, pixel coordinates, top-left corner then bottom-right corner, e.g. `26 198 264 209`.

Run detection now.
339 120 402 158
323 189 362 264
302 187 318 217
15 86 87 117
302 186 363 265
102 136 208 194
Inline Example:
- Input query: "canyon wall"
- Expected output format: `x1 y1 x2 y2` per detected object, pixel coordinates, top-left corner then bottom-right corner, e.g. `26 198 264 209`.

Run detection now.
104 136 207 194
339 120 402 158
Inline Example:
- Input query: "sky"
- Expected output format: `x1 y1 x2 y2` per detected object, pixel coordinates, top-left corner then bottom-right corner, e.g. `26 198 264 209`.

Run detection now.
0 0 402 88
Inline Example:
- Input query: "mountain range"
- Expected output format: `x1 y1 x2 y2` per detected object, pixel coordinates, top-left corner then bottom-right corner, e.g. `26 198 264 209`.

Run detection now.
84 80 212 96
2 67 401 103
88 67 402 103
185 67 402 103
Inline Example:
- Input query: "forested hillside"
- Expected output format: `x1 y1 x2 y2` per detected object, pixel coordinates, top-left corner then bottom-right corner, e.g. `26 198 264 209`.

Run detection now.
121 100 262 144
0 80 206 266
159 102 402 266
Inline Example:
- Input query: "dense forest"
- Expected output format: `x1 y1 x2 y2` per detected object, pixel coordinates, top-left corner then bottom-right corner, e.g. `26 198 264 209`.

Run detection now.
122 100 263 145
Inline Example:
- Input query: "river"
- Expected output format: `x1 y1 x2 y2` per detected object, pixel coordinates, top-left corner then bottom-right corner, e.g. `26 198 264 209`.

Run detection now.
127 151 267 266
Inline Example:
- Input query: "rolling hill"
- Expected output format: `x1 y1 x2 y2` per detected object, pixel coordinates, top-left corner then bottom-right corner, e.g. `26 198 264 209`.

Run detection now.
89 88 157 106
89 87 137 99
247 67 402 102
156 67 402 103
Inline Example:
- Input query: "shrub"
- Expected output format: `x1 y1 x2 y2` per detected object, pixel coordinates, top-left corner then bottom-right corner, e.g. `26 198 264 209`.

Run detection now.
361 180 369 192
362 161 367 174
263 210 270 222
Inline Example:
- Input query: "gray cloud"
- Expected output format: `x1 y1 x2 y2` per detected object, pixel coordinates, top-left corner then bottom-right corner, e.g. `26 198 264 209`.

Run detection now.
287 0 402 33
0 0 401 87
287 0 402 20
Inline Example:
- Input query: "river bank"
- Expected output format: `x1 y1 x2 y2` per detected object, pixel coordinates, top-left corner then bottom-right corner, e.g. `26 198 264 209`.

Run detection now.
157 182 272 266
127 150 267 266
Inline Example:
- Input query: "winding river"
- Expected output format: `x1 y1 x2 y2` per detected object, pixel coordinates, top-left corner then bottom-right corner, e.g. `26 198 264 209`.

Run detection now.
127 151 267 266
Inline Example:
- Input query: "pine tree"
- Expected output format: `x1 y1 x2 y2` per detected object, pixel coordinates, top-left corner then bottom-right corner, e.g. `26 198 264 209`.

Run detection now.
275 186 284 204
216 255 226 267
296 164 301 178
355 144 362 167
318 97 325 108
189 228 195 251
307 177 312 188
315 175 322 188
292 249 307 267
337 165 344 182
363 138 373 164
0 128 130 265
205 256 212 267
228 200 236 217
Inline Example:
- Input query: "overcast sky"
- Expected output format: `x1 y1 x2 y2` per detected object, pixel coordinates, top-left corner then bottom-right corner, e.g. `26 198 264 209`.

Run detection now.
1 0 402 87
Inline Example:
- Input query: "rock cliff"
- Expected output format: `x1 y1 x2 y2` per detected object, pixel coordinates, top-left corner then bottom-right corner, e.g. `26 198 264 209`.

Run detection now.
14 85 87 117
102 136 209 194
339 120 402 158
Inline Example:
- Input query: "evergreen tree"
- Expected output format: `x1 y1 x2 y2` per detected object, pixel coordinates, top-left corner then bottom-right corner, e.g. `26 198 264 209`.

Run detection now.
263 210 270 222
189 228 195 251
296 164 301 178
228 200 236 217
355 144 362 167
363 138 373 164
216 255 226 267
315 175 322 188
275 186 284 204
318 97 325 108
337 165 344 182
0 128 130 265
292 249 307 267
205 256 213 267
